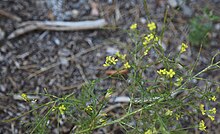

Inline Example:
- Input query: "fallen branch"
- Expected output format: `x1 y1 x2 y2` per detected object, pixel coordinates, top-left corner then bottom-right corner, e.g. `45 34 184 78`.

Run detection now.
8 19 108 39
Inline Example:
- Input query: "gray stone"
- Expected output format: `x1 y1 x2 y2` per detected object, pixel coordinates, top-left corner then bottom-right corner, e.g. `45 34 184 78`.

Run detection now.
106 47 119 55
168 0 178 8
182 5 193 17
58 48 71 57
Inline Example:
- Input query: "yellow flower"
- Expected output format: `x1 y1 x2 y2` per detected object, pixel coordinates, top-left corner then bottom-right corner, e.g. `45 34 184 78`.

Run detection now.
209 96 217 102
85 105 93 112
157 69 167 75
200 104 206 115
59 104 66 114
166 69 175 78
144 49 149 55
143 34 154 46
199 120 206 131
154 36 159 42
147 22 156 31
101 113 107 116
165 109 173 116
180 43 188 53
123 62 131 69
145 34 154 41
208 115 215 121
145 128 157 134
21 93 29 102
145 129 153 134
209 108 216 114
130 23 137 30
115 52 126 60
103 56 118 67
99 118 106 124
175 114 181 120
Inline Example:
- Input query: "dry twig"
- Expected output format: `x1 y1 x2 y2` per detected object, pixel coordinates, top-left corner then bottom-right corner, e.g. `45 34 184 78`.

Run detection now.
8 19 107 39
0 9 22 22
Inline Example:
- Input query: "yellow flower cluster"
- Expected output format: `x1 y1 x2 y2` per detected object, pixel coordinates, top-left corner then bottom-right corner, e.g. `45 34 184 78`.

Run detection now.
209 96 216 102
200 104 216 122
157 69 176 78
99 118 106 125
175 114 181 120
144 128 157 134
208 115 215 121
147 22 156 31
180 43 188 53
199 120 206 131
115 52 126 60
85 105 93 112
104 52 131 70
103 56 118 67
143 34 154 46
123 62 131 69
200 104 206 115
85 105 93 115
165 109 173 116
207 108 216 121
130 23 137 30
209 107 216 114
58 104 66 114
144 48 149 56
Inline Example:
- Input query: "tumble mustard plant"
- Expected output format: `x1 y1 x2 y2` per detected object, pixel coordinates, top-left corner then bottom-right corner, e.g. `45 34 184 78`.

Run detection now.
8 11 220 134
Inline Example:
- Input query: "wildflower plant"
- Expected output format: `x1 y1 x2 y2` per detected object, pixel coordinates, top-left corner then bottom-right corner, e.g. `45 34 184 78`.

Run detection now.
4 8 220 134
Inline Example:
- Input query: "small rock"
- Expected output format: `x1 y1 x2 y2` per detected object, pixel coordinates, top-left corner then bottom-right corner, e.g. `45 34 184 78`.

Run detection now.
0 28 5 40
53 38 60 45
96 52 101 57
0 85 6 92
106 47 119 55
168 0 178 8
181 5 193 17
140 17 146 24
215 23 220 30
211 41 218 47
60 57 69 66
14 61 20 68
58 48 71 57
72 9 79 18
0 53 4 61
49 78 56 85
108 0 113 4
212 32 217 38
